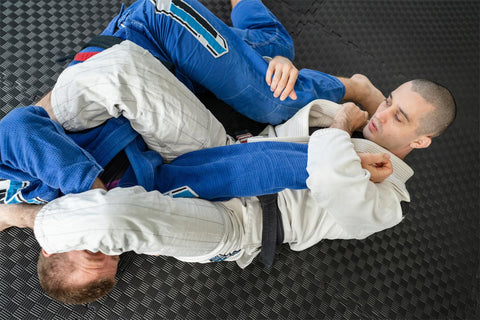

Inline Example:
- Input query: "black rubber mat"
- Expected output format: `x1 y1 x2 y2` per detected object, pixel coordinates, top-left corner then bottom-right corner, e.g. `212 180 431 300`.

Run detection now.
1 0 478 319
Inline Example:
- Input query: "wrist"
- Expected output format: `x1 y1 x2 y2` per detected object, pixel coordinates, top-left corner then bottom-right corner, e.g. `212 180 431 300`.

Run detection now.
1 204 42 230
22 205 42 229
330 120 352 136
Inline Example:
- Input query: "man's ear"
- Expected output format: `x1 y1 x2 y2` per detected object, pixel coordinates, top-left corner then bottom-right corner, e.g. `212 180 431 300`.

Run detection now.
410 135 432 149
41 248 53 257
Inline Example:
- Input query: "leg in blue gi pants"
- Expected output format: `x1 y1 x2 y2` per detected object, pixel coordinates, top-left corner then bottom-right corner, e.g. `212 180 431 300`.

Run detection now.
88 0 345 124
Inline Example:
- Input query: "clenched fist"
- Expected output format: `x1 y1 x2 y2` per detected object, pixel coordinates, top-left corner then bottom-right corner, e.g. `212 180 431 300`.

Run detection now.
358 152 393 183
331 102 369 135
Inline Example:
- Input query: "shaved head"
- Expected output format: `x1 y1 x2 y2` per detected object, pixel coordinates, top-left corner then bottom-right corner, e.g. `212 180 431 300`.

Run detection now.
410 79 456 137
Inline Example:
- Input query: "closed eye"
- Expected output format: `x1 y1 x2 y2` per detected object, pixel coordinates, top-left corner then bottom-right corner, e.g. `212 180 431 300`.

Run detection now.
390 92 411 122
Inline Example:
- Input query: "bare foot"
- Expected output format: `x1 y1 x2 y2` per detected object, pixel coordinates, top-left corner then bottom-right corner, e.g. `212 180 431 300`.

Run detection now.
231 0 242 9
350 74 386 116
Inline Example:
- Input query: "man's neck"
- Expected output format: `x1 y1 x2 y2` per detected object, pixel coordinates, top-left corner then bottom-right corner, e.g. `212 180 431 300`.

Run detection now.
389 146 413 160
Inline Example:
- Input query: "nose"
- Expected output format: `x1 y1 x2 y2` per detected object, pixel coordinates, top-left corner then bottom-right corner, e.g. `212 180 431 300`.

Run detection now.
376 107 392 123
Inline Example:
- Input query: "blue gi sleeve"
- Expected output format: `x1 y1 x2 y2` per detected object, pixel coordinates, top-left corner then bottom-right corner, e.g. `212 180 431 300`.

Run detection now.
0 106 103 195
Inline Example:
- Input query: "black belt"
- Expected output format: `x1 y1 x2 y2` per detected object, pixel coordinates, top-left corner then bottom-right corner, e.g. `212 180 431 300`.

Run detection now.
55 35 124 63
257 194 284 268
100 149 130 185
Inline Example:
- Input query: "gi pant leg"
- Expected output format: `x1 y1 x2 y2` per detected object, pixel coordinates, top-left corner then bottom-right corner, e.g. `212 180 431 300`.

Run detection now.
229 0 295 60
103 0 345 124
156 141 308 201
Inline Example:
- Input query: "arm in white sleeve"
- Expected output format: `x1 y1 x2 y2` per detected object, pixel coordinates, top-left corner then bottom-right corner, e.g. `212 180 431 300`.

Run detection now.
306 129 408 239
33 187 240 261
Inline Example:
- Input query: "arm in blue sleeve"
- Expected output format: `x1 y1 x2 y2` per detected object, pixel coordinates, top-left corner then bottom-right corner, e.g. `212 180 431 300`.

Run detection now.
0 106 103 194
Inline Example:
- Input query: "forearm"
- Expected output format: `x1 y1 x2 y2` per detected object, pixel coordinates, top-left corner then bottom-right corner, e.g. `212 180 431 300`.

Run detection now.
0 203 42 231
306 129 403 237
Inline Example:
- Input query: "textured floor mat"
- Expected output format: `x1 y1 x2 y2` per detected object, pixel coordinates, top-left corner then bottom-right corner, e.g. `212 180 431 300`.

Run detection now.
1 0 478 319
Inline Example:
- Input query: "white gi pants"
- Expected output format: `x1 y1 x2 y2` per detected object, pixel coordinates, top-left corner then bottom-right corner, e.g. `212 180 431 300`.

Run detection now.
51 41 231 162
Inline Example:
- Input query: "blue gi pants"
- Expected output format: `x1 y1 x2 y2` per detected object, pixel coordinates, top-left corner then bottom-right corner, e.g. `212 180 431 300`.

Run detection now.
157 141 308 201
0 1 344 204
0 107 307 203
86 0 345 124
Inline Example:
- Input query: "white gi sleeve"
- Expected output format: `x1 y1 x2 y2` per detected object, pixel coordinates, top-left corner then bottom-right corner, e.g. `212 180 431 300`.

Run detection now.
33 187 243 263
51 41 230 161
306 128 408 239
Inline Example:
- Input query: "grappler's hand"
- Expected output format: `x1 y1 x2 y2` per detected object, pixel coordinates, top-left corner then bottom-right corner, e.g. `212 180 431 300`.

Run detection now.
358 152 393 183
266 56 298 101
331 102 369 135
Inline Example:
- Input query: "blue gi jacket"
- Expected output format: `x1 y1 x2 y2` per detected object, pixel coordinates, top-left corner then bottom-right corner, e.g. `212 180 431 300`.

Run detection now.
0 106 161 203
0 0 317 204
0 106 308 204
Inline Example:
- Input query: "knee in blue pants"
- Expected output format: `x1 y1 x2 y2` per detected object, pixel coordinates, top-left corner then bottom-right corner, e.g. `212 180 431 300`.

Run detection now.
98 0 344 124
230 0 294 60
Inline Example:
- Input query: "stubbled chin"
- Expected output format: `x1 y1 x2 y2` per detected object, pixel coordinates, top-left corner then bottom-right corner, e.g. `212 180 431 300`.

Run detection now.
362 126 372 139
362 126 381 146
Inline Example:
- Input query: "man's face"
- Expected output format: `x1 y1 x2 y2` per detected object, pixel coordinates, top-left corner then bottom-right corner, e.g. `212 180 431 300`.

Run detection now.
65 250 120 286
363 81 434 157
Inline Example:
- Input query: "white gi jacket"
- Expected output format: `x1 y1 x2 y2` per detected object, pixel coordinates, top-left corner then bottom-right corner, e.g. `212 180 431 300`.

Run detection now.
35 42 413 268
257 100 412 253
